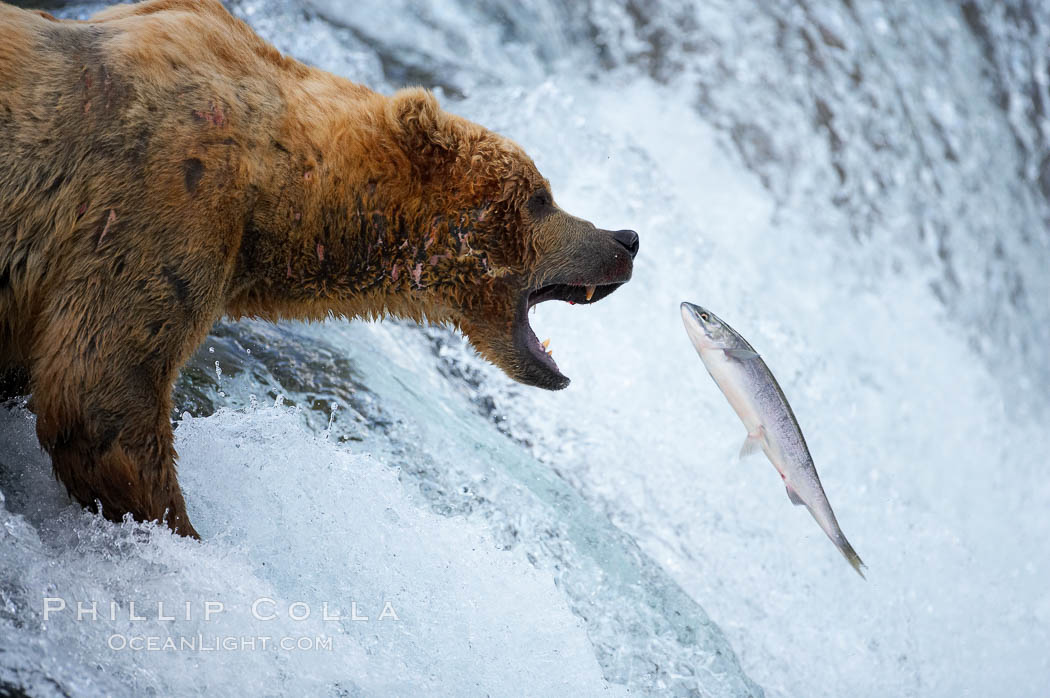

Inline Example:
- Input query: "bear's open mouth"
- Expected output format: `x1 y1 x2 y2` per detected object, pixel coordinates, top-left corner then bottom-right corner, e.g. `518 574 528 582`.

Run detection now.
513 282 624 390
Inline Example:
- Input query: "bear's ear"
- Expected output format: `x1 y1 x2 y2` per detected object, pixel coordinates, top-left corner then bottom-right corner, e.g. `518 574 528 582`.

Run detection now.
389 88 456 159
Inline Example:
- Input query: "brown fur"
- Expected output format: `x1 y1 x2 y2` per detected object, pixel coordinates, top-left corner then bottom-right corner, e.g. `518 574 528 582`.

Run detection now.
0 0 636 537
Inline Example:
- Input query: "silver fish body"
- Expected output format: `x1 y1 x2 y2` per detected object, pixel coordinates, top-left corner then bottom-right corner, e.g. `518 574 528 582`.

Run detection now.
681 302 865 577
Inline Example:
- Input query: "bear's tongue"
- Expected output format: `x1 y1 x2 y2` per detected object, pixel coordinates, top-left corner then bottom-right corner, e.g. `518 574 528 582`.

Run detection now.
524 321 559 372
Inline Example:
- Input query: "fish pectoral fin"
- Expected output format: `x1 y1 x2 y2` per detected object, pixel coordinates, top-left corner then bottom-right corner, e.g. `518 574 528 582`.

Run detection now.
785 483 805 506
725 348 760 361
739 431 764 459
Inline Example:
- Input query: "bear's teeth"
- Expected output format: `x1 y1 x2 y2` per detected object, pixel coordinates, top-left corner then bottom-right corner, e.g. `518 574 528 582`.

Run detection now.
585 285 596 301
541 338 550 349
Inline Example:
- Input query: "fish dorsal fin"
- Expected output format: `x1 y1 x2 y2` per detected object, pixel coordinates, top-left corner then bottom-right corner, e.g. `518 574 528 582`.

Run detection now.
725 348 759 361
785 483 805 506
739 429 765 459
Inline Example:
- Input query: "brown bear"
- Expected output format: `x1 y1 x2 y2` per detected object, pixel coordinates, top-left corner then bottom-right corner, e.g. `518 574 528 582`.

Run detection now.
0 0 638 538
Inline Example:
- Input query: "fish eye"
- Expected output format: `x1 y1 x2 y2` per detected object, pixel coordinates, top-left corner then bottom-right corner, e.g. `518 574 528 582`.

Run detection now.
699 312 709 322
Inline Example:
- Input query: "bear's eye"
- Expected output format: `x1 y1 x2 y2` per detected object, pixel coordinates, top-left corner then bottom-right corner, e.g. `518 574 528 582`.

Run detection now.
526 189 554 219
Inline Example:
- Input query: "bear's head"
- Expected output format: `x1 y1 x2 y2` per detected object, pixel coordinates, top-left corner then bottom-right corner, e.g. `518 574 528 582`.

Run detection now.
383 89 638 390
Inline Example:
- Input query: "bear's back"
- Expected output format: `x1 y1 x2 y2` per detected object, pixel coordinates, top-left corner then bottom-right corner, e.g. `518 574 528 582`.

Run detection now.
0 0 304 86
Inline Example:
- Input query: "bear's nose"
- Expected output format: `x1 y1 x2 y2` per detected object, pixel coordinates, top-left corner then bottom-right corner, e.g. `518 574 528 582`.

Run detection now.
612 229 639 258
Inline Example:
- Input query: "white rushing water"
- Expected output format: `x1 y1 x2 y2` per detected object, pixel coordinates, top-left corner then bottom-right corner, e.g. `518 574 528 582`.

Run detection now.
2 0 1049 696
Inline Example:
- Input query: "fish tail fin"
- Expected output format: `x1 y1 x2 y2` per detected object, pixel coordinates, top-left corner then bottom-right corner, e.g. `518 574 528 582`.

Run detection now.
837 536 866 579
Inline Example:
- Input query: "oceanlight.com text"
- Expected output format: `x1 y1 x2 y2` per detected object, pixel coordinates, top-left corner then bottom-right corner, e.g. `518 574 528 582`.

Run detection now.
107 634 334 652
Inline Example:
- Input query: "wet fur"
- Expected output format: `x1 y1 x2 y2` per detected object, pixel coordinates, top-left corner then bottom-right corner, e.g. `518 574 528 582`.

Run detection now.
0 0 631 537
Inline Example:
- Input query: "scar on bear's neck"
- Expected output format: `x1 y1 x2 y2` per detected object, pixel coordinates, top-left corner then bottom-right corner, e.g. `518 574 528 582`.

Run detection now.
233 193 505 315
335 198 501 292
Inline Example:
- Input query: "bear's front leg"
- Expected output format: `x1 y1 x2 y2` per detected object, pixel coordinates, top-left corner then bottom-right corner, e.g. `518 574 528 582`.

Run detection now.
29 283 220 539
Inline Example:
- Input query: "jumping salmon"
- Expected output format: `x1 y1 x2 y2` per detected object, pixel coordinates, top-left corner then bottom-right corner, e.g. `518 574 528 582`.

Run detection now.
681 301 865 577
